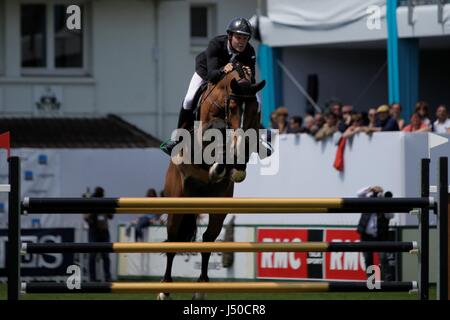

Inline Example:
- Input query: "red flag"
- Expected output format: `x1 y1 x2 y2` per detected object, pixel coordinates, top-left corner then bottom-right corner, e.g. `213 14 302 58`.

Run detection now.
0 131 11 158
333 137 347 172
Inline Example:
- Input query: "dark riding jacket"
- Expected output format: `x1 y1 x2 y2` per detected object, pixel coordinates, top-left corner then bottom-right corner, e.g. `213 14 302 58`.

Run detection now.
357 213 391 239
195 35 256 84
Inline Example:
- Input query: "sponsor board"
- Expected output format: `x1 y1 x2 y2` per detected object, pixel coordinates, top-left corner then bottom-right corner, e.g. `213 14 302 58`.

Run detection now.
257 227 385 281
0 228 75 278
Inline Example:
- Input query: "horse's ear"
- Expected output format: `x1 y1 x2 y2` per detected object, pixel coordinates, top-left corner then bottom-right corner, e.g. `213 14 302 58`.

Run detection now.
230 78 242 94
251 80 266 94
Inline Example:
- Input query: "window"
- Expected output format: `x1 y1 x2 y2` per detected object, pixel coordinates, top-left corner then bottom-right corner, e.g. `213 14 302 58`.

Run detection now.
190 6 208 38
54 5 83 68
190 4 216 46
21 4 47 67
20 2 87 75
0 0 5 74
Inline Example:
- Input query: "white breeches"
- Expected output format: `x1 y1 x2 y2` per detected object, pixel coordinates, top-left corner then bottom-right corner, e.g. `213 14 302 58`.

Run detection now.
182 72 206 110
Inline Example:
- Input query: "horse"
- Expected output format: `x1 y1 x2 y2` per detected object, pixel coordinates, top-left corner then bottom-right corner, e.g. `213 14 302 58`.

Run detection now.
158 63 266 300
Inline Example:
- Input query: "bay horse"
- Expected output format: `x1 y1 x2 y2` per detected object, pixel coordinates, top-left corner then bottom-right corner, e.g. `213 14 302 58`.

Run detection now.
158 63 266 300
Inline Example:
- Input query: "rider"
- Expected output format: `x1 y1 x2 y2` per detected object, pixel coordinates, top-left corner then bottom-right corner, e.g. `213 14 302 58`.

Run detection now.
160 17 258 155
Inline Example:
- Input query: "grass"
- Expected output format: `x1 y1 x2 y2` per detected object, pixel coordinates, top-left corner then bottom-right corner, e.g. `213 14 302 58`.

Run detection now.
0 283 436 300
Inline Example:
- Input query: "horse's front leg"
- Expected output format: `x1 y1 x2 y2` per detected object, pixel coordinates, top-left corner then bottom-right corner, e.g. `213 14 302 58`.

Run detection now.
157 215 182 300
193 214 227 300
229 133 254 183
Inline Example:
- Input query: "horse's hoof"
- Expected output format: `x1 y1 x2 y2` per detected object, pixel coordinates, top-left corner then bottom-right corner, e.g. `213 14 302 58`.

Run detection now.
157 292 172 300
192 293 206 300
230 169 246 183
209 162 226 183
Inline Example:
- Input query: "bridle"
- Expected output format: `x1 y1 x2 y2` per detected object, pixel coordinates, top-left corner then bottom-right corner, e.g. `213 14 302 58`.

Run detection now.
202 62 257 129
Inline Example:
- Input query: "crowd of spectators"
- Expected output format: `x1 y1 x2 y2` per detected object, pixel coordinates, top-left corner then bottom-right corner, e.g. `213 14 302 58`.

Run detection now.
269 101 450 140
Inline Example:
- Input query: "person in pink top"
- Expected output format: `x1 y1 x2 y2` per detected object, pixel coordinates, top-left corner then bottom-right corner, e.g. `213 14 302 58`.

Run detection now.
402 112 430 132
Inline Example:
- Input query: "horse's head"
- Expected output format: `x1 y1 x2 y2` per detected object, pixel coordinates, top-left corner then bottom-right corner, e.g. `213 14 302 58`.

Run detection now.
212 63 265 130
199 62 266 183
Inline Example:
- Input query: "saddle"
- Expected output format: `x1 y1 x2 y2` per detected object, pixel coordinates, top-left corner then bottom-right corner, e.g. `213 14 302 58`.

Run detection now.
192 82 208 122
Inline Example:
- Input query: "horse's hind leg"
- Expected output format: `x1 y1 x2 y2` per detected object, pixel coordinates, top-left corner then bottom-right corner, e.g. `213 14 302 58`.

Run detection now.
157 252 175 300
193 214 227 300
199 214 227 281
163 252 175 283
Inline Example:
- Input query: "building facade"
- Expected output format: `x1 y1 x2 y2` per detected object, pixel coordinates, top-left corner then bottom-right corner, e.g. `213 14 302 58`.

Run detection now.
0 0 258 140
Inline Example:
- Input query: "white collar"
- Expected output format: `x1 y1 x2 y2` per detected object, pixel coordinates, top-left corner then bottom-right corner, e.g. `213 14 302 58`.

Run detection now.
227 40 236 56
436 118 450 124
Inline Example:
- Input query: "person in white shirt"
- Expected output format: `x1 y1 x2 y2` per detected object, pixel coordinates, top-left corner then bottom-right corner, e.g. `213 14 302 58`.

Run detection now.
356 186 394 280
433 105 450 134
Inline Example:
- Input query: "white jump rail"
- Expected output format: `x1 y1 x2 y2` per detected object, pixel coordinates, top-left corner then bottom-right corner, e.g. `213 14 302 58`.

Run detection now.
0 184 11 192
430 186 450 193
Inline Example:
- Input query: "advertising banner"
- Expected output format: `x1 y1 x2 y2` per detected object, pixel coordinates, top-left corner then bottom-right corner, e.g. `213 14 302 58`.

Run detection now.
256 227 389 281
0 228 75 278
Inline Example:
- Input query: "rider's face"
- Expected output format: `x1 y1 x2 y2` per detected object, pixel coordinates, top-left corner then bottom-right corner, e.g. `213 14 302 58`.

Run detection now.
230 33 249 53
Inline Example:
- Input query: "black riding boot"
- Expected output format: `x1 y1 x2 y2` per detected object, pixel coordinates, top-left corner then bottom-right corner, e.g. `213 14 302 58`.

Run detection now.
160 106 195 156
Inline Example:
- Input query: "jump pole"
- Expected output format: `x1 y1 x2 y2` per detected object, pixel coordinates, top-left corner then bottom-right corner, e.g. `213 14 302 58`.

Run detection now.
22 197 434 214
419 158 430 300
22 207 423 214
22 281 418 294
438 157 449 300
21 241 419 254
7 156 21 301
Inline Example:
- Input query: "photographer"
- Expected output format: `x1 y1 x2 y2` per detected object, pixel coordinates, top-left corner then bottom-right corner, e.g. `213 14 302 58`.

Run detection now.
356 186 394 281
83 186 113 282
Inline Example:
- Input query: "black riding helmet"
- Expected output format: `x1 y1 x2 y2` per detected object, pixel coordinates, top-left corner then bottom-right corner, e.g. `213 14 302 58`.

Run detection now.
226 17 252 38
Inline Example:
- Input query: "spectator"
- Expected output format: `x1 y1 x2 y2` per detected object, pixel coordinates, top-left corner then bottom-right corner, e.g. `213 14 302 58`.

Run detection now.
365 105 399 133
126 188 163 241
275 107 289 134
356 186 394 281
303 115 315 134
329 101 342 119
269 111 278 129
415 101 431 128
402 112 430 132
315 112 338 141
288 116 303 133
342 113 363 139
338 105 354 133
367 108 377 128
359 112 370 127
314 112 325 131
390 103 405 130
433 105 450 134
83 187 113 282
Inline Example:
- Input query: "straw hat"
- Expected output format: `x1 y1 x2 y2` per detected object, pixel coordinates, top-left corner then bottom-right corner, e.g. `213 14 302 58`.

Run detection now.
276 106 289 116
376 105 389 113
